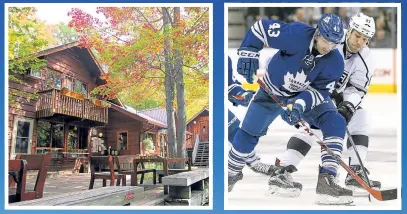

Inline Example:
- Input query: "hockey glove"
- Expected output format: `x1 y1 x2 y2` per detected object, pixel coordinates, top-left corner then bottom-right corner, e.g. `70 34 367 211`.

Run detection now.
230 90 255 107
237 47 260 84
282 100 305 126
337 101 356 124
330 90 344 106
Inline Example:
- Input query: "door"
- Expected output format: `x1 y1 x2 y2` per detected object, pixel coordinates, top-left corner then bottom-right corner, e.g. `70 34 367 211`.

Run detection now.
11 117 34 158
199 120 209 142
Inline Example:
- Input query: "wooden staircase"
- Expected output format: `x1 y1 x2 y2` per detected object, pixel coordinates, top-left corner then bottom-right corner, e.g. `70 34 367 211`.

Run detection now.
193 141 209 167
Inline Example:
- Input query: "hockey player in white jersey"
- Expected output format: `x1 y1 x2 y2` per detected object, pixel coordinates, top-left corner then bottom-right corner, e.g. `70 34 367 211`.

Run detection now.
271 13 379 205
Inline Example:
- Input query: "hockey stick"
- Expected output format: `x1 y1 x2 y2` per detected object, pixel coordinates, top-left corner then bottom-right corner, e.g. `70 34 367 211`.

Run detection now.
346 128 372 202
257 79 397 201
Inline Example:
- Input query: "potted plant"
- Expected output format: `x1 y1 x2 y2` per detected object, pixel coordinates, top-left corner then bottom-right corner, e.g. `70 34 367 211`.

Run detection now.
73 88 85 100
61 87 73 96
61 87 84 100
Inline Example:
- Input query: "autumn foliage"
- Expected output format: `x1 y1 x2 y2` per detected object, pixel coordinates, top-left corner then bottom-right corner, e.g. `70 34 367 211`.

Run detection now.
68 7 209 119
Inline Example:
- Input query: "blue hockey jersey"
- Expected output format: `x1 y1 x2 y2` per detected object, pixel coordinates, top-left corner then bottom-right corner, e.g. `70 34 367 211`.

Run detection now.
241 20 344 112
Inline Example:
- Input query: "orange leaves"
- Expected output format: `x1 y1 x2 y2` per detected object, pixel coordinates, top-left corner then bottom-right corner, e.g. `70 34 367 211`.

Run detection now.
67 7 208 107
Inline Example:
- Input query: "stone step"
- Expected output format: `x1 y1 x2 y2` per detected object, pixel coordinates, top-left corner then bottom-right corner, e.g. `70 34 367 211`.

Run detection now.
162 169 209 187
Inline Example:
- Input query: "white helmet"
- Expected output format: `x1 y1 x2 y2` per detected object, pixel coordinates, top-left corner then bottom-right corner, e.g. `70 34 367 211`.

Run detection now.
348 12 375 38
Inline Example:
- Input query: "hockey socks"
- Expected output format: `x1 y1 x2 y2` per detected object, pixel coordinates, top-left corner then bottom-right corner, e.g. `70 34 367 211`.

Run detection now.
320 137 344 176
228 146 249 175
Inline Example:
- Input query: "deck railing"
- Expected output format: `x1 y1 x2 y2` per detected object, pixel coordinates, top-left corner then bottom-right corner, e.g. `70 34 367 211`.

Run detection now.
36 88 108 124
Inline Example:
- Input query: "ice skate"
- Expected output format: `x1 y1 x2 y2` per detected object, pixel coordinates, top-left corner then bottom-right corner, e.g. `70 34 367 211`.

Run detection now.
315 167 353 205
228 171 243 192
268 165 302 197
247 158 274 175
345 165 381 197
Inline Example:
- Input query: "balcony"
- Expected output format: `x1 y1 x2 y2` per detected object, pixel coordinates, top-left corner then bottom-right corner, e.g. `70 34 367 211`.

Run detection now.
36 88 108 124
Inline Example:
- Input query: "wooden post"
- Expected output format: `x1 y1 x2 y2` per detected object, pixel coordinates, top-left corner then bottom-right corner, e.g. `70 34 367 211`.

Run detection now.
51 89 55 113
63 123 69 158
163 158 169 194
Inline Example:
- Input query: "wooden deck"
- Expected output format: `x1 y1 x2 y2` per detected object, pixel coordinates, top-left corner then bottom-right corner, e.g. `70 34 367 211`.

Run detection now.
36 89 108 124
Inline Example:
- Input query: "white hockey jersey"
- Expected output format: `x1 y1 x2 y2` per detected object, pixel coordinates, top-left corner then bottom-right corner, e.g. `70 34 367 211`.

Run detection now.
334 31 375 107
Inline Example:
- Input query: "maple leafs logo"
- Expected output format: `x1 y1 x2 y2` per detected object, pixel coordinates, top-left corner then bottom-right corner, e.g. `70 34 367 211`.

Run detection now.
282 70 311 92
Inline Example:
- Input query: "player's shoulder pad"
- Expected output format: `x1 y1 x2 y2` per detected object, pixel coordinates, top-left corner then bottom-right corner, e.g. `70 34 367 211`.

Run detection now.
289 22 315 38
284 22 315 51
357 46 374 72
289 21 314 30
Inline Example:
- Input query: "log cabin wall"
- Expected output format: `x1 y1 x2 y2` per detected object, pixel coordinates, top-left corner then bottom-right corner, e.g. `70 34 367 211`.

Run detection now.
186 109 209 149
8 80 39 157
105 108 144 155
8 46 102 159
42 48 97 95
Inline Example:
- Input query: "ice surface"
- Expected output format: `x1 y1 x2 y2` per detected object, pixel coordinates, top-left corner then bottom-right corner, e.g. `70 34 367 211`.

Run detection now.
226 94 401 210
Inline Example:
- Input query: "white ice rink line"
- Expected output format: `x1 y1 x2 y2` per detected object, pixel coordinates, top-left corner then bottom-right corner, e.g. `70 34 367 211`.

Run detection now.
226 94 401 209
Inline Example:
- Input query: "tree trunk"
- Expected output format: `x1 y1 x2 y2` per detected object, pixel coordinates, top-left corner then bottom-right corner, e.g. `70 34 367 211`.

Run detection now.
174 7 186 169
163 7 177 159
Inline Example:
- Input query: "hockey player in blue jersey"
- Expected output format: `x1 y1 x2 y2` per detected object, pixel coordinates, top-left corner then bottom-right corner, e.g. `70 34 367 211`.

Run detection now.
228 56 274 175
228 13 350 201
228 56 254 141
271 13 380 204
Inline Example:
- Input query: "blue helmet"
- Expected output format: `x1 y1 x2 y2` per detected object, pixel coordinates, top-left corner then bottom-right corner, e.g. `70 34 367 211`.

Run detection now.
317 14 344 44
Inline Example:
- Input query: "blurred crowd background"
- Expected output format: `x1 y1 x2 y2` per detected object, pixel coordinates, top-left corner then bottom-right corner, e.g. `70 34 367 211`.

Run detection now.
229 7 397 48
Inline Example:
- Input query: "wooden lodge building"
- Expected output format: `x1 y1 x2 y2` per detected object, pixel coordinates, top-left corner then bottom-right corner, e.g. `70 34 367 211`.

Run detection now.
7 42 180 172
186 107 209 144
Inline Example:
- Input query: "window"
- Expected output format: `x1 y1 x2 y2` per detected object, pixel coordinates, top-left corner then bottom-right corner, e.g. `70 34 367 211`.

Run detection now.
79 127 88 150
75 80 88 96
27 67 42 78
118 132 128 150
37 121 51 148
36 122 89 158
44 69 61 90
15 121 31 153
11 117 34 158
52 124 64 148
67 126 88 157
143 133 155 151
36 121 63 157
64 77 75 91
67 125 79 150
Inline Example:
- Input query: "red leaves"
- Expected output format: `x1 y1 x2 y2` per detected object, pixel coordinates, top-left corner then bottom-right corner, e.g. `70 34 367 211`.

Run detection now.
67 7 208 104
